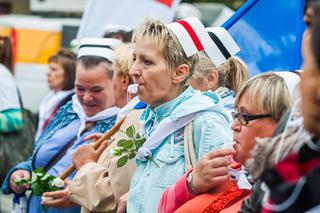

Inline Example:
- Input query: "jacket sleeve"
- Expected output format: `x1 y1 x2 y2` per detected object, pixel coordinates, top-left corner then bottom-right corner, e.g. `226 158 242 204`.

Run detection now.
158 170 196 213
1 156 32 194
0 109 23 133
69 154 136 213
193 112 232 158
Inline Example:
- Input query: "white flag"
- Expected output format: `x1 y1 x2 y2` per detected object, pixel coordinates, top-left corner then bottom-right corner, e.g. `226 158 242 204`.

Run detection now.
77 0 181 39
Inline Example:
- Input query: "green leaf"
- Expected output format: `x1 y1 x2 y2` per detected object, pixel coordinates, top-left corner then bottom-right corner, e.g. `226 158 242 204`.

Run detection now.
111 147 123 156
41 174 51 181
134 137 145 150
117 139 128 147
32 182 42 196
117 139 133 150
117 155 128 168
14 178 30 187
128 151 136 159
31 172 37 184
126 125 135 138
35 167 43 173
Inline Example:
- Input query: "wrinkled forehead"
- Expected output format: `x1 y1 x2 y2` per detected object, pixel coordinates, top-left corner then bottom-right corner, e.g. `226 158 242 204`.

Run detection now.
135 35 165 49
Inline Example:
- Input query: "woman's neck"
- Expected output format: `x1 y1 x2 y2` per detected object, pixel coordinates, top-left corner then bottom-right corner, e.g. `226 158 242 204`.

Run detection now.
150 85 186 109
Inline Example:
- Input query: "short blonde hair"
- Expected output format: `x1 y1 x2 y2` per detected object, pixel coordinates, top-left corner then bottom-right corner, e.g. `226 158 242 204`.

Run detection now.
132 19 198 85
235 72 291 122
193 52 248 94
112 43 134 76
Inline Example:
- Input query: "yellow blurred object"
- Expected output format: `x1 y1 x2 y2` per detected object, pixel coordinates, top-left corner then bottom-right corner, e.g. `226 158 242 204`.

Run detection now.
16 29 61 64
0 15 80 64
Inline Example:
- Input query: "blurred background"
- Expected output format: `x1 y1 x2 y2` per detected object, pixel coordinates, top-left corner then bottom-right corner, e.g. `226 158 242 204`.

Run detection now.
0 0 246 113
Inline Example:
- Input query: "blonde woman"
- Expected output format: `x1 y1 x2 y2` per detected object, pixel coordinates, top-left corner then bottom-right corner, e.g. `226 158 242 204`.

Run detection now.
122 18 233 213
68 43 142 213
166 72 291 213
188 52 248 120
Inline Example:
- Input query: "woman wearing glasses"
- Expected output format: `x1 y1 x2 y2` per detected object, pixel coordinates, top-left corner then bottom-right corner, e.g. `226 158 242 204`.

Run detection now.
231 72 291 164
163 72 292 213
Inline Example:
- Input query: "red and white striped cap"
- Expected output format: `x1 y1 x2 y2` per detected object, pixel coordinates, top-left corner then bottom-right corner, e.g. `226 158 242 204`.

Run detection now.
167 17 240 67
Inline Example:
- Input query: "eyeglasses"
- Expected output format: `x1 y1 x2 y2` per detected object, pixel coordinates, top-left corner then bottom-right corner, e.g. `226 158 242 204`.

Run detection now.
231 111 272 126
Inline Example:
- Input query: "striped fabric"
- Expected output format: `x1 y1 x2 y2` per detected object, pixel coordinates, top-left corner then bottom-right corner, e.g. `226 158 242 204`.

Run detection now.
0 108 23 133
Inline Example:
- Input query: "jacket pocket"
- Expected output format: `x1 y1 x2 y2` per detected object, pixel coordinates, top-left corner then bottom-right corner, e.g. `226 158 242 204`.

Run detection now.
153 146 185 188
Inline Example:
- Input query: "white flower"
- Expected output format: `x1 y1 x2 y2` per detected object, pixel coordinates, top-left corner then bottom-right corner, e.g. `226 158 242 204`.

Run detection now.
51 177 65 188
14 177 21 182
41 195 53 203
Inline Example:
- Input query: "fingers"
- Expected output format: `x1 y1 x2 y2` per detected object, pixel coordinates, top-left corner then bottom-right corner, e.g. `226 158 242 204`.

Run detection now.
96 140 109 156
206 148 234 160
83 133 103 142
43 189 67 199
207 166 229 178
42 197 66 208
209 175 229 187
207 156 231 169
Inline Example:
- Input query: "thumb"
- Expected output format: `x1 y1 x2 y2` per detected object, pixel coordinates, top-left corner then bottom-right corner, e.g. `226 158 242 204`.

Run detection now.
96 140 109 155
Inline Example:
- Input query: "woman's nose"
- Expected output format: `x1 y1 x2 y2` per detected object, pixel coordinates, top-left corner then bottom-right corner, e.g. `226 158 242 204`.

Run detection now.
231 118 241 132
83 91 93 102
129 61 140 77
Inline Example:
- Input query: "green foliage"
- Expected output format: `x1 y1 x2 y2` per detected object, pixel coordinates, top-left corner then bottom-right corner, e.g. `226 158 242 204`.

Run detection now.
112 125 159 168
14 167 64 212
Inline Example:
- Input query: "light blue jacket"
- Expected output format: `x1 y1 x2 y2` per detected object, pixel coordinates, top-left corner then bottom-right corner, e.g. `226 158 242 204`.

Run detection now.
127 86 232 213
213 87 235 124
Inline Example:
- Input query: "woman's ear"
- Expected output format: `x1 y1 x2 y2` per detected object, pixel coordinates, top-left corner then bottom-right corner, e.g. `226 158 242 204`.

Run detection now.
122 74 131 91
172 64 189 84
206 69 219 90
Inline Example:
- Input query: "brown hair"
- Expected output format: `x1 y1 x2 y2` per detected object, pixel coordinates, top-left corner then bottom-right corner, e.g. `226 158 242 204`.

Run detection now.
0 36 13 72
49 48 77 90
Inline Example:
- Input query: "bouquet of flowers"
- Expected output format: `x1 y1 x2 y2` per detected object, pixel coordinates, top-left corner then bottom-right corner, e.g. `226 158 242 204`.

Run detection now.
14 167 65 212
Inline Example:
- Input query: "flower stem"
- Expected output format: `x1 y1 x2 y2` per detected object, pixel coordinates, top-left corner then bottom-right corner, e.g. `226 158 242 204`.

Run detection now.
147 155 160 168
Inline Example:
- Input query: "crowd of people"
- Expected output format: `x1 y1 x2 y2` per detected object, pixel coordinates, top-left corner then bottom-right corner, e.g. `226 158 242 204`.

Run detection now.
1 0 320 212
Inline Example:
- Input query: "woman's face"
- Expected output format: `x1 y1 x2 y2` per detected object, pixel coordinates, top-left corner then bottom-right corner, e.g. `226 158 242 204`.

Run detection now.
301 25 320 136
75 63 115 117
47 62 65 91
231 93 277 164
112 69 129 108
129 39 180 108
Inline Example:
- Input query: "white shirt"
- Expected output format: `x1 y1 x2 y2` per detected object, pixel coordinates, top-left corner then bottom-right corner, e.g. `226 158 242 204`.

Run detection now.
0 64 20 111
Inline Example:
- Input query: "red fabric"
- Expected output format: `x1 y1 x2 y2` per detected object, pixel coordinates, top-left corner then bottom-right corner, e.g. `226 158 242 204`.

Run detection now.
175 181 250 213
155 0 174 7
42 105 60 131
158 170 196 213
176 20 204 52
274 153 320 183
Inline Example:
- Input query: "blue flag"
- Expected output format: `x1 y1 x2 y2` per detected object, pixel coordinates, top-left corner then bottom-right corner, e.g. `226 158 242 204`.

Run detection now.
222 0 306 75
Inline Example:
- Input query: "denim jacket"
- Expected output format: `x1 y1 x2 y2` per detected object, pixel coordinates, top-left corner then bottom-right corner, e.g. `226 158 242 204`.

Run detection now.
215 87 235 123
2 101 116 194
127 86 232 213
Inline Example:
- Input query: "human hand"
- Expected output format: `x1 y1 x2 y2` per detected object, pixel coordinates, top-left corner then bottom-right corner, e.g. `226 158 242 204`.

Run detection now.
83 133 103 142
10 170 31 194
72 141 109 170
42 180 76 208
116 192 128 213
191 148 234 193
